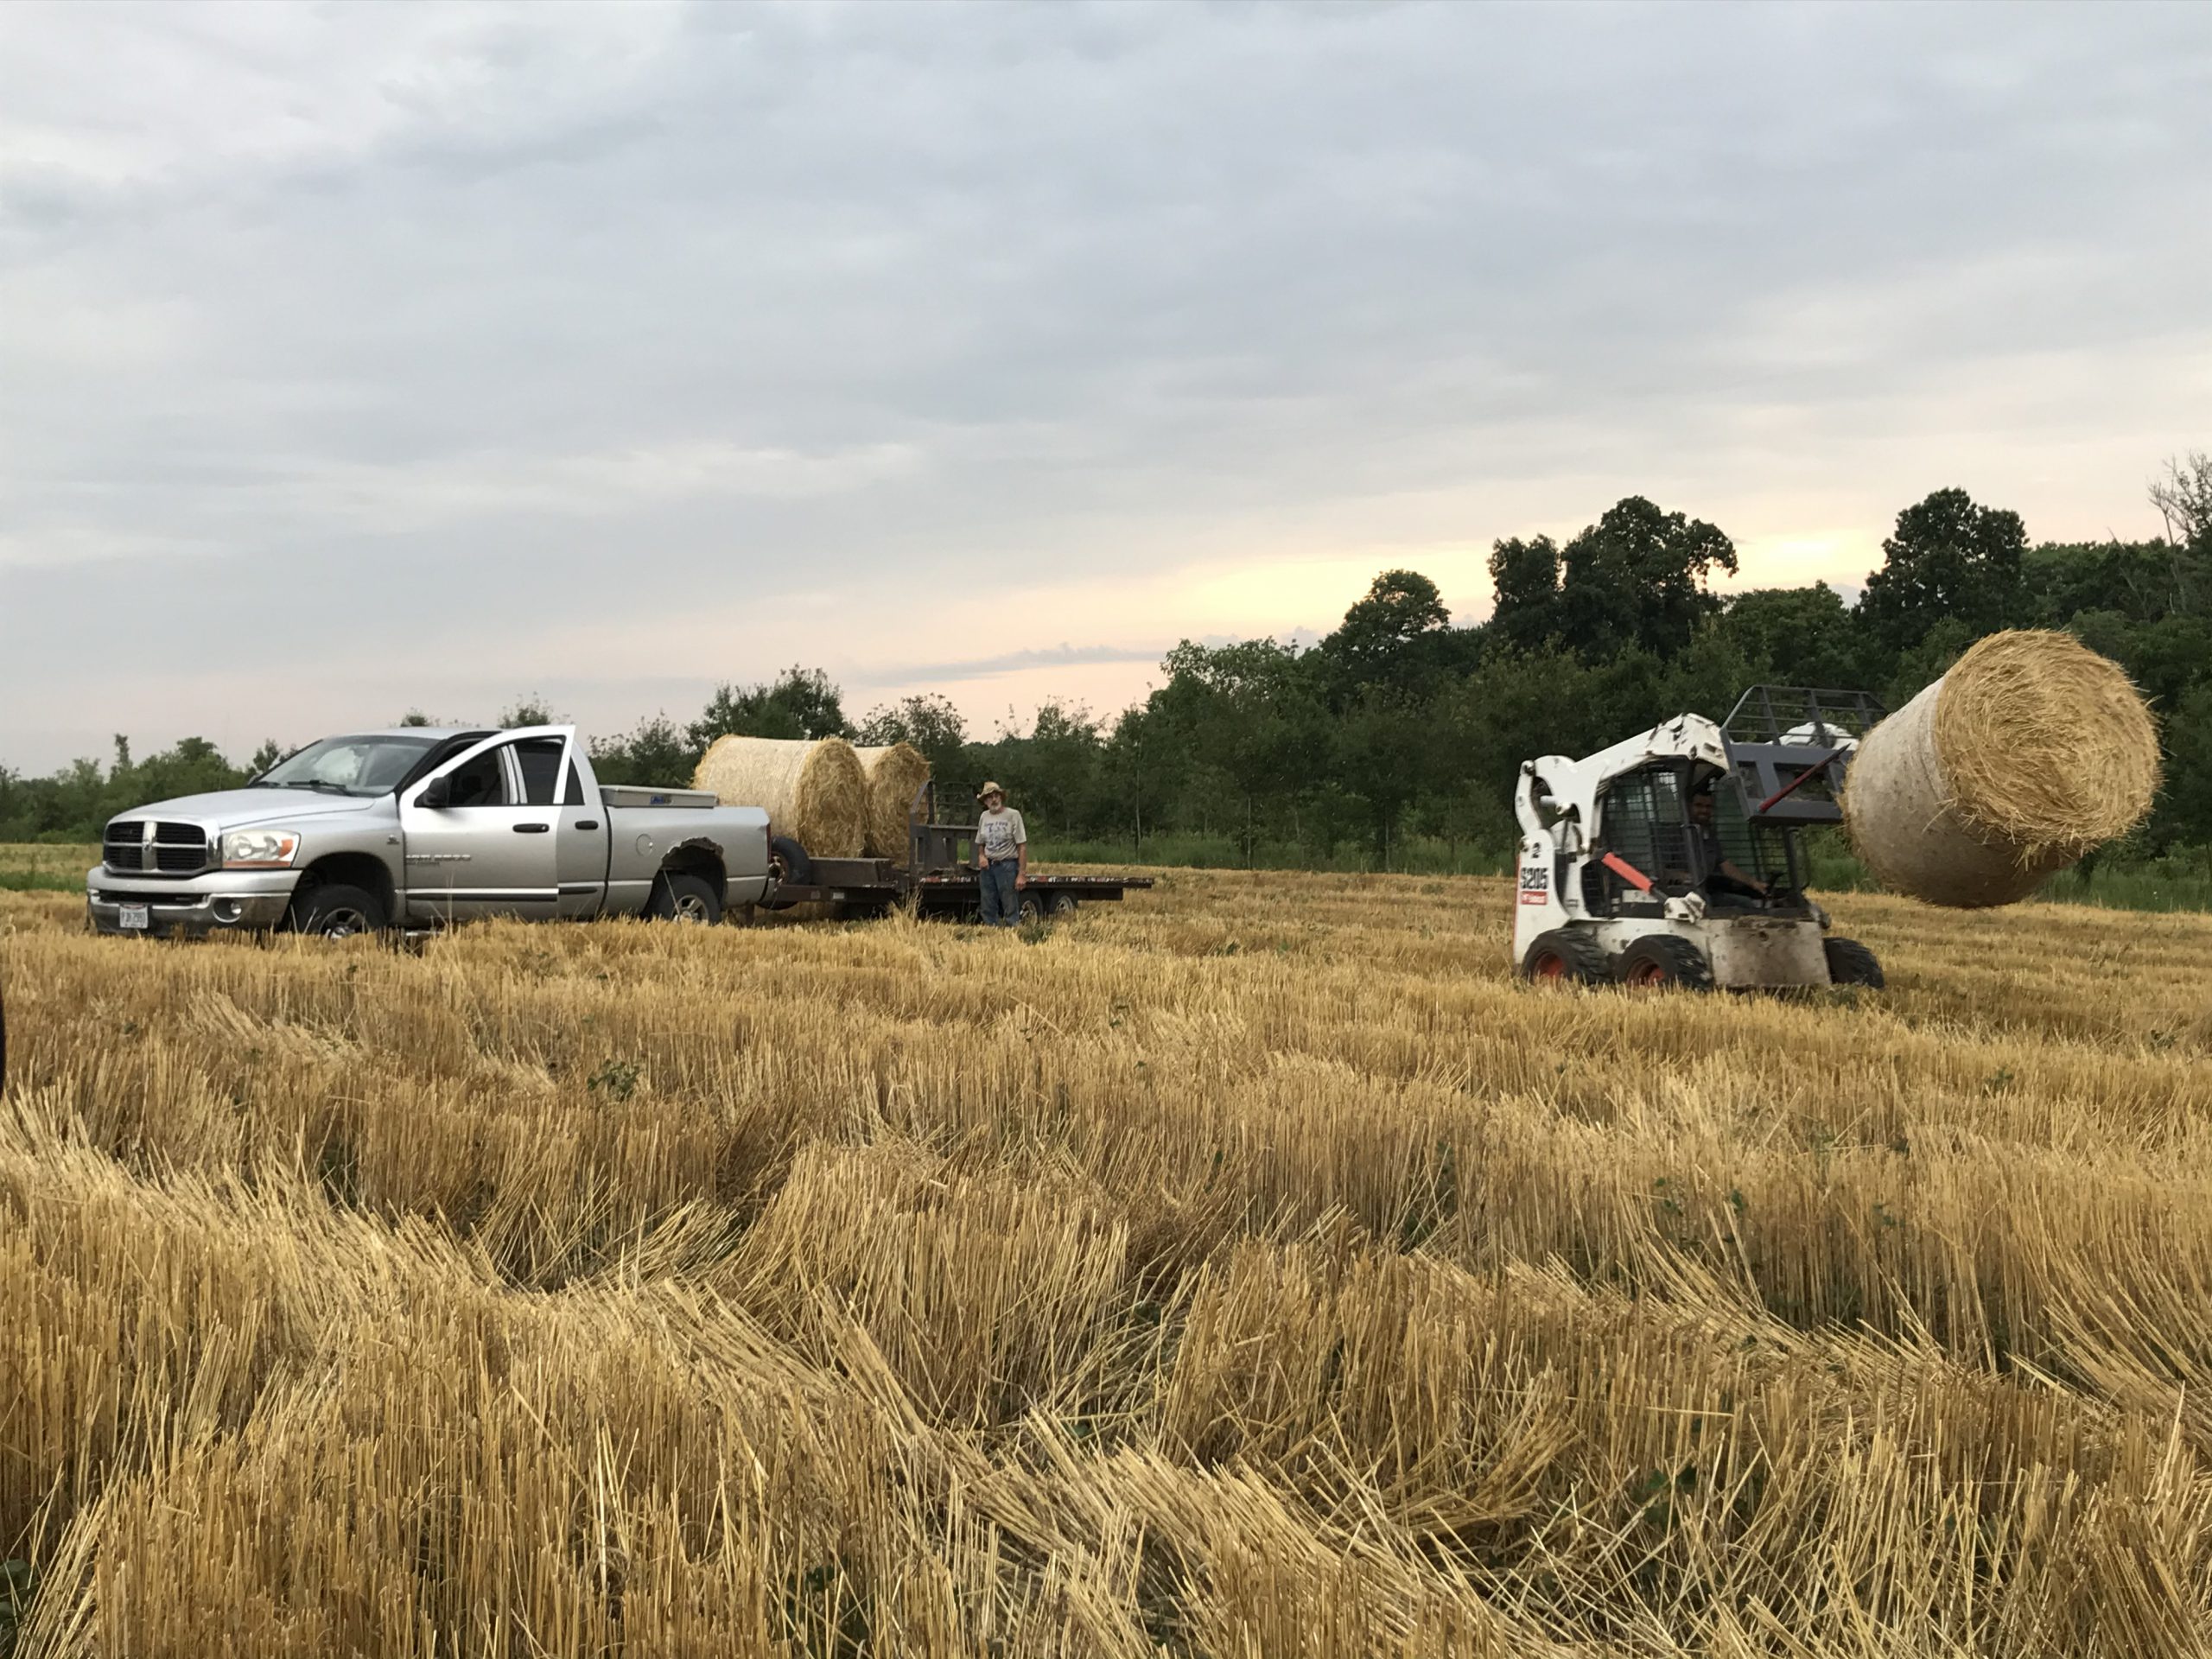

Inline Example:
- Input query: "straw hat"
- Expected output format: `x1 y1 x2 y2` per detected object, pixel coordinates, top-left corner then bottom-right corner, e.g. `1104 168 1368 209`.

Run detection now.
976 781 1007 803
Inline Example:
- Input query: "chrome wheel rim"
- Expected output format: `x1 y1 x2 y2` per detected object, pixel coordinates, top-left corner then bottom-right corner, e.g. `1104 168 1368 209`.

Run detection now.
673 893 712 924
319 908 370 938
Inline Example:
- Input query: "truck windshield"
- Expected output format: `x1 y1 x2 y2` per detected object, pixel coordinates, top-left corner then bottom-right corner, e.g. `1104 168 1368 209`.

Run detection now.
257 734 438 798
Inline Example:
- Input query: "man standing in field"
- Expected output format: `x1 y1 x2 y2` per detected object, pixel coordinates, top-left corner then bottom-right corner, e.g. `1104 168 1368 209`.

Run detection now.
973 781 1027 927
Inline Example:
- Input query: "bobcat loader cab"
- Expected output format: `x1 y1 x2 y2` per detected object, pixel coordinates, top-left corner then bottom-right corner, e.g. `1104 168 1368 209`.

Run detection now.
1513 688 1888 991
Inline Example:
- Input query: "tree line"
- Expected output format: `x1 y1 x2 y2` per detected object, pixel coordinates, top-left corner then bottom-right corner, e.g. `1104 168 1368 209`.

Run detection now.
7 458 2211 876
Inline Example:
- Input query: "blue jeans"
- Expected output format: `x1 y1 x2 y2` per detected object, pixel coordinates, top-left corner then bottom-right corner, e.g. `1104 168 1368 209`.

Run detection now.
978 859 1020 926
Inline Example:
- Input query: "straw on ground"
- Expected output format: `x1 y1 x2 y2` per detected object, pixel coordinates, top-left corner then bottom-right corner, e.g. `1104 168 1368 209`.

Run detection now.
1 868 2209 1656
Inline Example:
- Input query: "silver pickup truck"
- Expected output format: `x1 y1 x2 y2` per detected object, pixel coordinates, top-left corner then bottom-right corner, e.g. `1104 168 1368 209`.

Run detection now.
87 725 772 938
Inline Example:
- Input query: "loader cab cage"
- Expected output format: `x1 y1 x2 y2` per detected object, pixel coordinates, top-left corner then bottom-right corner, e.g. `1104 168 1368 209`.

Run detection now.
1722 685 1888 829
1723 687 1887 746
1586 762 1803 917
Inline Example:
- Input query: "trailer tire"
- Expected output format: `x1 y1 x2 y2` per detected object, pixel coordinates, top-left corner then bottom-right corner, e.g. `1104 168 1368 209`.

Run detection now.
760 836 811 912
649 871 721 926
1617 934 1714 991
1823 937 1885 988
1520 928 1607 985
1048 893 1078 918
289 883 387 939
1017 892 1046 926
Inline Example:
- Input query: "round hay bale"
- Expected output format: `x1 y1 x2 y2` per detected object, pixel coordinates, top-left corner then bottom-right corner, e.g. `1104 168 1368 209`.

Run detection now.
690 735 868 859
1842 630 2161 907
854 742 932 865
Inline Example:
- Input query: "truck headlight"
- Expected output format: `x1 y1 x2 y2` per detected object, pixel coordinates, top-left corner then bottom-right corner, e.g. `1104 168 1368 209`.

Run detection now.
222 829 301 868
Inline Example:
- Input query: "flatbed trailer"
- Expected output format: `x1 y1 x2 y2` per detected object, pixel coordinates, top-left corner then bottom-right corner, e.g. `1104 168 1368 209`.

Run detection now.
757 782 1154 921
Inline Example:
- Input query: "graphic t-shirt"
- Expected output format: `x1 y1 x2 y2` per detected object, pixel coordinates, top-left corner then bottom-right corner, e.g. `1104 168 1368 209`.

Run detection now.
977 807 1027 863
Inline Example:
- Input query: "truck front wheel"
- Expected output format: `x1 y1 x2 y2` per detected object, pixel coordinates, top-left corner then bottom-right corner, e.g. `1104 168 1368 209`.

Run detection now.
650 872 721 925
289 883 386 938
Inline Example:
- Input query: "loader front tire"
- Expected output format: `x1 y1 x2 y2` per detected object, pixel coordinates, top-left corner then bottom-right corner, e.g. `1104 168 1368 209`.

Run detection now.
1521 929 1608 985
1823 938 1885 988
1617 935 1714 991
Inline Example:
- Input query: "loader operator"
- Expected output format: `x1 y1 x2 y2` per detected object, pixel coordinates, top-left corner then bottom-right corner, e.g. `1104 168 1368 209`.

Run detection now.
1687 786 1770 903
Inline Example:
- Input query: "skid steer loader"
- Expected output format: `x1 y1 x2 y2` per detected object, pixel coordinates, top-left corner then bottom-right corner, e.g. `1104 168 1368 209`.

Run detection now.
1514 687 1887 991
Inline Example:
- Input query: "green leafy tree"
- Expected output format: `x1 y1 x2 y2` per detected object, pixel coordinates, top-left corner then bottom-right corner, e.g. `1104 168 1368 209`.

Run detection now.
1320 569 1455 698
1556 497 1738 660
980 702 1110 836
588 715 698 787
1487 535 1563 652
2148 451 2212 548
2160 681 2212 844
1332 687 1444 863
855 693 970 779
1859 488 2026 652
689 666 848 747
1150 638 1329 861
1715 583 1873 692
2023 539 2208 627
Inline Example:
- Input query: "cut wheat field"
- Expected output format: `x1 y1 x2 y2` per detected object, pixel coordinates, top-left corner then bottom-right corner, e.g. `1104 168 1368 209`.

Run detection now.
2 868 2210 1657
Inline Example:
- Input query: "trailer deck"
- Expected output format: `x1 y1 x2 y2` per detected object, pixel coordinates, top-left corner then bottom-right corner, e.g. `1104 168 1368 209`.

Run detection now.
758 782 1154 920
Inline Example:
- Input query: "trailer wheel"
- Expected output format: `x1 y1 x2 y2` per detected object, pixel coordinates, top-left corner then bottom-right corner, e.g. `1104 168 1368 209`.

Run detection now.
1823 937 1885 988
290 883 387 938
650 871 721 925
1520 928 1607 984
1048 893 1078 918
1617 934 1713 990
1017 892 1046 925
761 836 811 912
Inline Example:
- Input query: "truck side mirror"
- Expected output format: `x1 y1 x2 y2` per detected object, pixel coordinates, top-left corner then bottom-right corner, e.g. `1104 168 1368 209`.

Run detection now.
420 776 452 809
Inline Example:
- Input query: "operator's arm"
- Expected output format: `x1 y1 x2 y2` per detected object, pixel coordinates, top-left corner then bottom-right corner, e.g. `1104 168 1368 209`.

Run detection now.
1014 811 1029 888
1721 857 1769 896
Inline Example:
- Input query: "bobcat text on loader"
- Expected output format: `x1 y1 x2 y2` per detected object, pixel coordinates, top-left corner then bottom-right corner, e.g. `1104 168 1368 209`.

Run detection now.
1514 687 1888 992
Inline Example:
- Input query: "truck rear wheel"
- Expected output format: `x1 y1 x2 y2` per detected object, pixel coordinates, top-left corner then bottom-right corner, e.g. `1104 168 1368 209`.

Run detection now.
1617 934 1713 990
1823 937 1885 988
1520 928 1607 984
650 871 721 925
289 883 386 939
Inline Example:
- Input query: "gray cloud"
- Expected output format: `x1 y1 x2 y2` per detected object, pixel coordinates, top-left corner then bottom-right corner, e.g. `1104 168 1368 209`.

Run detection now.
874 643 1168 684
3 2 2209 769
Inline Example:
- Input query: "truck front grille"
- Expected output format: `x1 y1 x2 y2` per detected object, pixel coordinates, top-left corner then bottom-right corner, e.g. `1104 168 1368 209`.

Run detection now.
103 822 213 876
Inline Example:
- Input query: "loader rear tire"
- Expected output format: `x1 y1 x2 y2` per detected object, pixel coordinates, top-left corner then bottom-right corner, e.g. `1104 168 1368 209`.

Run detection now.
1617 935 1713 991
1823 938 1885 988
1521 929 1608 985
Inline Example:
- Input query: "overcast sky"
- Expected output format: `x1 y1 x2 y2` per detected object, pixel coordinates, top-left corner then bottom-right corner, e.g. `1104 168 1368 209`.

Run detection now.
3 1 2208 772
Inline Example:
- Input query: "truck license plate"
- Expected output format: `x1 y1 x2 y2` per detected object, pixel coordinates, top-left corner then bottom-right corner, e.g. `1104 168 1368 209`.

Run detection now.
118 903 149 931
